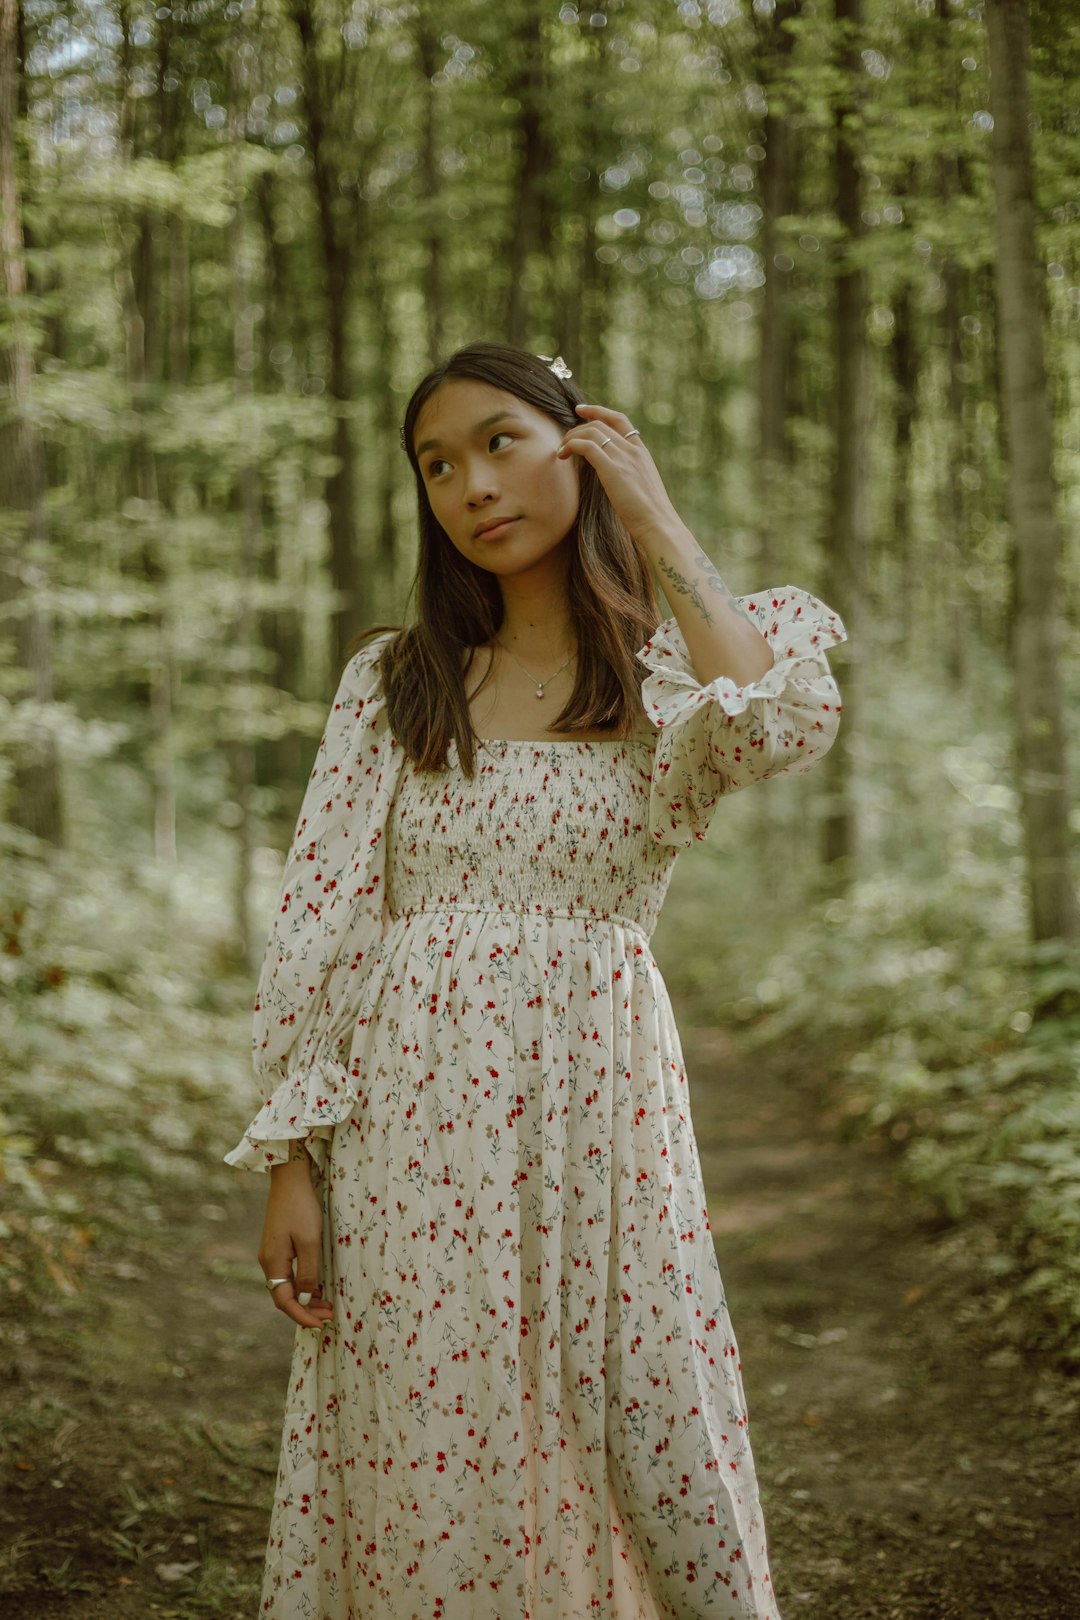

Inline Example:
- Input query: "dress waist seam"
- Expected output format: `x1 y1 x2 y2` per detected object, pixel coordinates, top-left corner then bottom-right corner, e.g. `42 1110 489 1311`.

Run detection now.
387 901 652 939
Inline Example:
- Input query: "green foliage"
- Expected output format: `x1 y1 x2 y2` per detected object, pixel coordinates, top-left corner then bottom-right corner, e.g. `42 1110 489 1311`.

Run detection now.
0 828 255 1308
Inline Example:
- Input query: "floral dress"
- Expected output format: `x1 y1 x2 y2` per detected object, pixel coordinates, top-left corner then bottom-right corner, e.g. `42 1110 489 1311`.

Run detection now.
227 586 847 1620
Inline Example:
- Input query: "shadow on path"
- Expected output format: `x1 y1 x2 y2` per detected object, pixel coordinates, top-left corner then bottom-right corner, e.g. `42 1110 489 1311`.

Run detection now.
687 1025 1080 1620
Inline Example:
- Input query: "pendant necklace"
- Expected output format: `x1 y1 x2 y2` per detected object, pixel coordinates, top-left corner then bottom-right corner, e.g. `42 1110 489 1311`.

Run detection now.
495 639 575 699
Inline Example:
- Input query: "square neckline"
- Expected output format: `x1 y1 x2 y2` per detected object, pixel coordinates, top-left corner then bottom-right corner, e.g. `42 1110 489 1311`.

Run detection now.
475 735 655 749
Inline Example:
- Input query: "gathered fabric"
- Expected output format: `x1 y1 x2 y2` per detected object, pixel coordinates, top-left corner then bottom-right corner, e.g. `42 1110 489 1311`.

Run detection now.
227 586 847 1620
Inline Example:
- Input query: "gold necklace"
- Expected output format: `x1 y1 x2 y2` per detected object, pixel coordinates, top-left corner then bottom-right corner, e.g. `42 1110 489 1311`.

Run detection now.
494 638 575 700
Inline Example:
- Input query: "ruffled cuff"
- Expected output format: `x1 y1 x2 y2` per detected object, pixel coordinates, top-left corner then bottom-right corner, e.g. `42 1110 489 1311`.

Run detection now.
636 585 847 732
634 587 846 844
223 1052 360 1172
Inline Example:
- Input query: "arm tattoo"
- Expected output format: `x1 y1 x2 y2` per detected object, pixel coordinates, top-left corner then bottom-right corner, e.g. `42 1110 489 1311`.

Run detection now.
657 556 714 625
660 548 754 628
698 553 733 600
287 1139 310 1164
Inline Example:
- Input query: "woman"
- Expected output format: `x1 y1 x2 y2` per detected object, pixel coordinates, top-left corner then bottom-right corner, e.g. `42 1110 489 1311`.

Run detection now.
227 341 847 1620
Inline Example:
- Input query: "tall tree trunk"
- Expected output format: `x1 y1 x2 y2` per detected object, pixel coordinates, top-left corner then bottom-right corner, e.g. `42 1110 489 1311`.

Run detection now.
572 31 612 400
890 279 917 651
413 13 445 365
227 36 260 970
755 0 799 586
118 5 178 864
940 249 968 687
504 0 552 347
366 254 400 582
821 0 869 883
253 166 305 799
975 260 1007 654
292 0 363 669
938 0 967 688
0 0 63 847
985 0 1079 945
748 2 802 900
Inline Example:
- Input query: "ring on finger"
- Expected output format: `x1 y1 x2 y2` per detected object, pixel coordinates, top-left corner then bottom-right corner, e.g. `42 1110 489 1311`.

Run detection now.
599 435 613 448
625 427 641 439
265 1276 292 1292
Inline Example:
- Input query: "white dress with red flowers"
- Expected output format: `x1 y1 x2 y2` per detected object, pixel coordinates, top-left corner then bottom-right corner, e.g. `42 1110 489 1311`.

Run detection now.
227 586 847 1620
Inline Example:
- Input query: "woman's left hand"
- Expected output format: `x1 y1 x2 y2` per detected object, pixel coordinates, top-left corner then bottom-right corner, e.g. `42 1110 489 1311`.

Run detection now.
556 402 688 553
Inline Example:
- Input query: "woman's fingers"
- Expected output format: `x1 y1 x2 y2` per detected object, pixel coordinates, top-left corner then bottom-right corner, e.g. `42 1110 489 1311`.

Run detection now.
294 1235 321 1303
261 1237 333 1330
260 1164 333 1330
572 401 642 438
557 424 621 459
558 407 646 461
272 1279 333 1330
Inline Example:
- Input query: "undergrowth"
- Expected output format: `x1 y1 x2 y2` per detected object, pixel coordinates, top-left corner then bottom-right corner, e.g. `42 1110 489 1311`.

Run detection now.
0 820 255 1309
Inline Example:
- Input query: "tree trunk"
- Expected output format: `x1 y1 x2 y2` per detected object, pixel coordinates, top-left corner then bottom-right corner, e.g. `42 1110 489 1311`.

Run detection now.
938 0 968 688
755 0 799 586
504 0 552 347
413 13 445 365
821 0 869 884
292 0 363 669
366 254 400 582
227 35 261 970
253 166 305 799
573 30 613 400
940 249 967 688
985 0 1079 945
890 279 917 651
117 5 178 865
0 0 63 847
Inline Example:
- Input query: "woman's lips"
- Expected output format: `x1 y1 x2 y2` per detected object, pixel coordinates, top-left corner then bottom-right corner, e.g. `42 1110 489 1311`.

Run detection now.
475 517 519 540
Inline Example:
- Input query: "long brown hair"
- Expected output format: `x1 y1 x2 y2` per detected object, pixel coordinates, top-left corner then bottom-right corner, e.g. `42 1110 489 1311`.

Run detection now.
349 341 661 777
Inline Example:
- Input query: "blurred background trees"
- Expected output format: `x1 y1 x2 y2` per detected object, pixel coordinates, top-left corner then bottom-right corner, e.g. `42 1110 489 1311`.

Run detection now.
1 0 1078 1357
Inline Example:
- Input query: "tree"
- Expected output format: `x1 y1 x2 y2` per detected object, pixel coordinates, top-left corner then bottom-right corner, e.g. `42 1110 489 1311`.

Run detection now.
985 0 1078 945
821 0 869 882
0 0 62 847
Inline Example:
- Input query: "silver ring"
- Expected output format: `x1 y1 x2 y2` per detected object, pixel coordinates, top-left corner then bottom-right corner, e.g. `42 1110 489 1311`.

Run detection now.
625 428 641 439
599 435 613 447
265 1276 291 1292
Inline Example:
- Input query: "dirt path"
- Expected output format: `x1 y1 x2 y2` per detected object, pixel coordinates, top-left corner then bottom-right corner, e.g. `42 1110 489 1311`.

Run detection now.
685 1025 1080 1620
2 1028 1078 1618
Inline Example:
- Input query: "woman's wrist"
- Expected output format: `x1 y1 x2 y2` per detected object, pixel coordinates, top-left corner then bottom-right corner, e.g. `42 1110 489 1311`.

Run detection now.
270 1142 313 1181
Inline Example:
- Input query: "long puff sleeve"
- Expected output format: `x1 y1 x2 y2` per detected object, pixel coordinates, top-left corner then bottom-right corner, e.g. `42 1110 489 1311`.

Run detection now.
225 633 403 1170
636 584 847 848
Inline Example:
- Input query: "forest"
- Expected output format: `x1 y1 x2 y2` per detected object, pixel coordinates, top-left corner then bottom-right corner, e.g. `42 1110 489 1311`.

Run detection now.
1 0 1078 1615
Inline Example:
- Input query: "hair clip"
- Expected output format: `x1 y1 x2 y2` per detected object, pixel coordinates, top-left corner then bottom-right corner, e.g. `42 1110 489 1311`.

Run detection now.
537 353 573 380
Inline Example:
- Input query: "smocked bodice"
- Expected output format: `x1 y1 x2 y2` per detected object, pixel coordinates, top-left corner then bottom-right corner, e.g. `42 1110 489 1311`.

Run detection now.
384 737 678 938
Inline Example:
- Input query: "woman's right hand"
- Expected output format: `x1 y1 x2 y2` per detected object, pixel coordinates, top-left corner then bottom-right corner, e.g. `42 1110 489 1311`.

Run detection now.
257 1153 334 1330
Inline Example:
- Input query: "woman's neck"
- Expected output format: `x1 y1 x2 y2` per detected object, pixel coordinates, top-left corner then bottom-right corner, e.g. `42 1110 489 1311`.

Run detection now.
494 560 576 664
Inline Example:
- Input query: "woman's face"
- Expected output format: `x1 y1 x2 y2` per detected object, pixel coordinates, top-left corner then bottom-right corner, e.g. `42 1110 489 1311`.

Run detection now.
413 378 581 579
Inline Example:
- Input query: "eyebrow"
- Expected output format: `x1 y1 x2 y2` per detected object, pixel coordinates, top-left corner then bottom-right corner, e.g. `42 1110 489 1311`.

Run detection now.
415 410 527 459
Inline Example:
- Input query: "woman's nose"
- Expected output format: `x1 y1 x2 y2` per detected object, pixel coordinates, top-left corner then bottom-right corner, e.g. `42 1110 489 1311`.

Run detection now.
464 459 500 506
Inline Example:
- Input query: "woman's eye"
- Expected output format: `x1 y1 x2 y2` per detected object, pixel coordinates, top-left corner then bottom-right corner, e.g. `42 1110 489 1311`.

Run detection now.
426 432 514 479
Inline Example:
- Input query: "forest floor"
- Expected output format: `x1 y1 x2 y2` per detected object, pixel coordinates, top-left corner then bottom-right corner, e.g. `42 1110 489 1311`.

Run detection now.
2 1025 1079 1620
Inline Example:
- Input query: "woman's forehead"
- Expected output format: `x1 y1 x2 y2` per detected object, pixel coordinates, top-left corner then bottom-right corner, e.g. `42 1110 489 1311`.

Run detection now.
415 378 538 444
